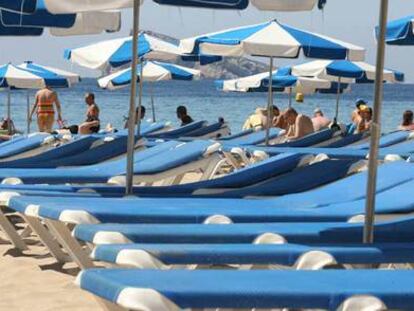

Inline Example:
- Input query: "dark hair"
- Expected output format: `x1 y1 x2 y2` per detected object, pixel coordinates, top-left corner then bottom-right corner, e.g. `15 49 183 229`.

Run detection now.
285 107 298 116
177 105 187 114
272 105 279 111
402 110 414 126
355 99 366 108
85 92 95 100
136 105 146 114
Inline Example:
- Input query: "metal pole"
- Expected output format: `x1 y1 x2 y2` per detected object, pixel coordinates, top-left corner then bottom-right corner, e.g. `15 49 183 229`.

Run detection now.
363 0 388 244
150 83 156 122
26 91 30 134
7 88 11 134
334 77 341 122
265 56 273 146
135 59 144 138
125 0 140 195
288 88 292 108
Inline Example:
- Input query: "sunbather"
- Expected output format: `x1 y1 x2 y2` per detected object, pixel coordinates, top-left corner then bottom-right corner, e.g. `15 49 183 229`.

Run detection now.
79 93 100 134
284 108 314 140
355 105 372 134
312 108 331 131
351 98 366 124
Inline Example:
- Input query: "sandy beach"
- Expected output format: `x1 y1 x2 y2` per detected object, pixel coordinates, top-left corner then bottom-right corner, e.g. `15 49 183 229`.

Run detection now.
0 236 99 310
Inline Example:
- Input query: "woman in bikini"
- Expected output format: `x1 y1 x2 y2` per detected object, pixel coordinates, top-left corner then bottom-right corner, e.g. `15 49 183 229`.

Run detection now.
79 93 100 134
29 86 62 133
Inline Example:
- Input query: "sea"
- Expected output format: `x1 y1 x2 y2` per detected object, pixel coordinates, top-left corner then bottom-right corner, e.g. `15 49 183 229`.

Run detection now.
0 79 412 135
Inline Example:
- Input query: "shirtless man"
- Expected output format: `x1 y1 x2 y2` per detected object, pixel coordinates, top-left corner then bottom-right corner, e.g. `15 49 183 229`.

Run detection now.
29 87 62 133
312 108 331 131
284 108 314 140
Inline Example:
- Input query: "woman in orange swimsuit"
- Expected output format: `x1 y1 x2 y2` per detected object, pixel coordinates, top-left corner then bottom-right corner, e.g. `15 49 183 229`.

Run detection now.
29 87 62 133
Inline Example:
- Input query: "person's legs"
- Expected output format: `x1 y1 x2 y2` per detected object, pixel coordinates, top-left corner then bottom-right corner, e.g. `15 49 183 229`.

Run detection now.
79 121 99 135
45 114 55 132
37 114 55 133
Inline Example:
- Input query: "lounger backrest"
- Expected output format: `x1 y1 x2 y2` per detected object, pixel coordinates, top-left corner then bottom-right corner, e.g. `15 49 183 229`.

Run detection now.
226 128 281 146
271 129 334 147
133 140 219 174
273 161 414 207
147 121 207 139
353 130 409 149
183 122 226 137
0 135 100 168
212 158 358 198
0 133 52 158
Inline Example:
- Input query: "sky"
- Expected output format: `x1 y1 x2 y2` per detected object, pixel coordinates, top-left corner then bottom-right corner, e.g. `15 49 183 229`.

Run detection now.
1 0 414 80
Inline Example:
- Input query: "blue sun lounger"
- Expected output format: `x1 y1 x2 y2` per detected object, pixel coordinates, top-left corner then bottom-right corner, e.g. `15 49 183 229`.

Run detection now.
251 133 414 160
6 161 414 224
181 121 230 139
219 129 253 141
72 216 414 245
146 121 207 139
0 152 309 196
11 174 414 226
268 128 336 147
0 154 356 198
0 135 101 168
0 140 220 184
76 269 414 310
0 123 169 168
0 133 54 159
221 128 281 146
5 158 358 199
92 242 414 267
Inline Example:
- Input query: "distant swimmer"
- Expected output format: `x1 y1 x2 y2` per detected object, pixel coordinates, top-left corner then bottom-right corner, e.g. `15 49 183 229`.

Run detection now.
355 105 372 134
398 110 414 131
177 105 194 126
79 93 100 134
284 108 314 140
30 86 62 133
312 108 331 131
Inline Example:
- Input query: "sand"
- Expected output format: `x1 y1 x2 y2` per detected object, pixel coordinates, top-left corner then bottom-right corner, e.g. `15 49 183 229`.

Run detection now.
0 237 100 310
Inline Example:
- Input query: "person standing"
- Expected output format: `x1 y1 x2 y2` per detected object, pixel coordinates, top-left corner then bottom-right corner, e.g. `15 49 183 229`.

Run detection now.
29 86 62 133
79 93 100 134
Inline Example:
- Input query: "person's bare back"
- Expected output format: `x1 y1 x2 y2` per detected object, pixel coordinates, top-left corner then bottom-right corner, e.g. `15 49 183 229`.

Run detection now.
36 88 56 104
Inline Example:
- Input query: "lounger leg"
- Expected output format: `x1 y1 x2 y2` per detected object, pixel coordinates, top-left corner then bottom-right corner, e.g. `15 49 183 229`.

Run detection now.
0 208 28 251
19 226 32 238
44 220 94 270
199 157 222 181
22 215 70 263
